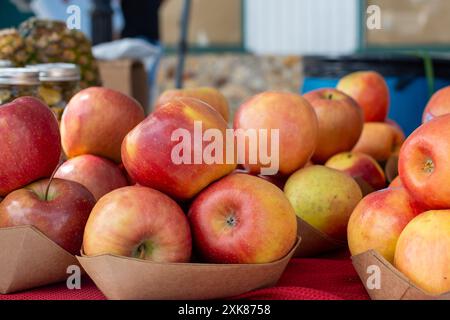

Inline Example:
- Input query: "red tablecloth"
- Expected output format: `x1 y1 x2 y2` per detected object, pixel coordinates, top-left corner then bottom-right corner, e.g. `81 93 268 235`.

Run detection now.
0 251 369 300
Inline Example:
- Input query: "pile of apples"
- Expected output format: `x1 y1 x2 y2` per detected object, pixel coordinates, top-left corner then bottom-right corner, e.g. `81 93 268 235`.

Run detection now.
0 86 300 265
1 67 447 296
348 85 450 296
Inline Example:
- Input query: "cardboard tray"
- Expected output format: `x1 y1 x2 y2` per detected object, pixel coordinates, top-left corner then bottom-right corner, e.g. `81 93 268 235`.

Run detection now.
77 238 300 300
294 217 346 258
352 250 450 300
0 226 80 294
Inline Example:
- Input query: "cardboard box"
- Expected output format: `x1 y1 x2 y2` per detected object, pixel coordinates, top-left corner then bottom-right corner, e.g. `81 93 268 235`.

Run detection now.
0 226 79 294
98 59 150 113
352 250 450 300
294 217 346 258
77 238 300 300
367 0 450 46
160 0 242 47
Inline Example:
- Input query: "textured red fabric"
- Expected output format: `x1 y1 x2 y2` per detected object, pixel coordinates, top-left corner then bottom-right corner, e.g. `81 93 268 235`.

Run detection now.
0 251 369 300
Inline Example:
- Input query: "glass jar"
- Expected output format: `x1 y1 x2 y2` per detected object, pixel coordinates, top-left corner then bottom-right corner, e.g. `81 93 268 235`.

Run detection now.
0 68 40 105
0 60 13 68
28 63 81 120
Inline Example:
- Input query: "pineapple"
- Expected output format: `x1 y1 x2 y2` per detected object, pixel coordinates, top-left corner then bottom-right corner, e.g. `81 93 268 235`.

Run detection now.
18 18 101 88
0 28 32 66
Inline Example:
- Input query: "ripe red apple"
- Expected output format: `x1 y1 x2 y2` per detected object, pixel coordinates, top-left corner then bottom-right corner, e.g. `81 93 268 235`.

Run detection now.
188 174 297 264
325 152 386 195
122 97 236 200
394 210 450 295
55 155 128 201
303 88 363 163
234 91 318 175
61 87 145 163
422 86 450 123
389 176 402 188
399 114 450 209
353 122 404 162
337 71 389 122
156 87 230 122
0 178 95 255
83 186 192 262
284 165 362 241
347 187 422 263
0 97 61 197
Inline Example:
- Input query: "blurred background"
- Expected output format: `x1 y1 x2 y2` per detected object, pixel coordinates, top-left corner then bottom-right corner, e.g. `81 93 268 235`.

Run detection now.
2 0 450 134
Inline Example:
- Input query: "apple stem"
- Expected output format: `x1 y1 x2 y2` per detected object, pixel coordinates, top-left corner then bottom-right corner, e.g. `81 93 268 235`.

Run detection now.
327 93 333 100
44 162 63 201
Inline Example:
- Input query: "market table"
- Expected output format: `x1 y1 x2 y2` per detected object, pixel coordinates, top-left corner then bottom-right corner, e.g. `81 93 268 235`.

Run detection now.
0 250 369 300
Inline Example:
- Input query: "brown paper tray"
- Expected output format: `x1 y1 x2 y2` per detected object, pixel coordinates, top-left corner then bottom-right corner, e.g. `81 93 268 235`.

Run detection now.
0 226 80 294
294 217 345 258
352 250 450 300
77 238 300 300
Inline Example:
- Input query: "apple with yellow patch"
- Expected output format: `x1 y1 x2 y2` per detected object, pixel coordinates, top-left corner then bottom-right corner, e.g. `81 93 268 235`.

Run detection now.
347 187 422 263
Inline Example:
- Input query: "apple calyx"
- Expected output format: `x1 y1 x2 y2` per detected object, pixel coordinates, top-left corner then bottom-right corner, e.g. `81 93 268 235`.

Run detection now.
133 240 154 260
226 215 237 227
423 158 434 174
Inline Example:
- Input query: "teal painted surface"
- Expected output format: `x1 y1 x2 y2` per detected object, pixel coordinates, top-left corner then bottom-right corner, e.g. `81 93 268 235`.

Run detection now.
0 1 33 29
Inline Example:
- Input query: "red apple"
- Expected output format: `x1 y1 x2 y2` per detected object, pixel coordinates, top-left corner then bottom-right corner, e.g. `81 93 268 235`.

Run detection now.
0 178 95 255
55 155 128 201
389 176 402 188
156 87 230 122
234 91 318 175
83 186 192 262
325 152 386 195
122 97 236 200
399 114 450 209
394 210 450 295
422 86 450 123
0 97 61 197
337 71 389 122
188 174 297 264
61 87 145 163
303 88 363 163
347 187 422 263
353 122 404 162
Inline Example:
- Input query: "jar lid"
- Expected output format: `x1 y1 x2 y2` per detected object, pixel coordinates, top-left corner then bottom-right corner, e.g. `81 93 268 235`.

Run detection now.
0 60 13 68
27 63 81 82
0 68 40 85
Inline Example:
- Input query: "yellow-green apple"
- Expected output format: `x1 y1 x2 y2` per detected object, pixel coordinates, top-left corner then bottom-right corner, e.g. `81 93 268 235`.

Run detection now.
353 122 405 162
234 91 318 176
61 87 145 163
347 187 422 263
394 210 450 295
303 88 363 163
188 174 297 264
0 97 61 197
389 176 402 188
422 86 450 123
337 71 389 122
0 178 95 255
284 165 362 241
122 97 236 200
399 114 450 209
55 154 128 201
325 152 385 195
156 87 230 122
83 186 192 262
